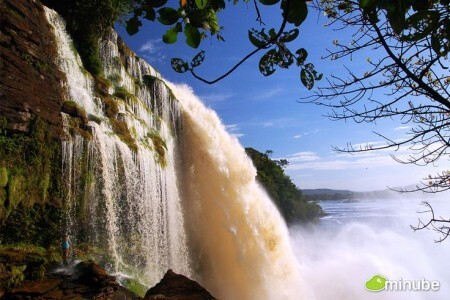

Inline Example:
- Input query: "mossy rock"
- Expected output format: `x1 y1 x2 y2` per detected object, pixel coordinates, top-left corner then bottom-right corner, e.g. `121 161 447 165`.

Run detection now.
62 101 88 125
121 277 147 298
147 130 167 167
8 174 25 210
0 167 8 187
110 119 137 152
101 96 119 119
94 76 112 96
88 114 102 125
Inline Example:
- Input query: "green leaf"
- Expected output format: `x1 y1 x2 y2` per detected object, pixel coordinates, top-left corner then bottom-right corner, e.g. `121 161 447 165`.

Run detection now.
300 69 314 90
195 0 208 9
163 27 178 44
157 7 179 25
359 0 376 8
126 17 142 36
279 29 299 43
248 29 268 48
210 0 226 10
276 47 294 68
191 50 206 67
259 49 278 76
282 0 307 26
143 7 156 21
401 11 440 42
268 28 277 38
295 48 308 65
171 58 189 73
184 24 201 48
259 0 280 5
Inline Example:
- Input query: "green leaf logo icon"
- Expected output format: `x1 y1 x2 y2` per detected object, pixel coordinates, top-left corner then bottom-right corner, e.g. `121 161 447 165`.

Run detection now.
365 274 387 292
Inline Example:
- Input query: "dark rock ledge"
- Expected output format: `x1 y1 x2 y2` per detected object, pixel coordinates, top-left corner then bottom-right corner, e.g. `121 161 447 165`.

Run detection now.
1 260 217 300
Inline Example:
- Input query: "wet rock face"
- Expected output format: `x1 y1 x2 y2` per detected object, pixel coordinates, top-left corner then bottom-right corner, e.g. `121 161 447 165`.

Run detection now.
0 0 65 135
144 269 217 300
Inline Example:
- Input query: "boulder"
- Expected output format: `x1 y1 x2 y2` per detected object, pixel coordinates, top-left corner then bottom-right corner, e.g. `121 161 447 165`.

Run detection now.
145 269 217 300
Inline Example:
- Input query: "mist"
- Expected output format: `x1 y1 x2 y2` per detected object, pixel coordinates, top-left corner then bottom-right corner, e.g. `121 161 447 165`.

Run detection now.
290 197 450 300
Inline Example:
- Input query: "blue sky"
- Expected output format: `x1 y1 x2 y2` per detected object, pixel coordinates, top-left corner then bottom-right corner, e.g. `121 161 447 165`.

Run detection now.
116 1 450 191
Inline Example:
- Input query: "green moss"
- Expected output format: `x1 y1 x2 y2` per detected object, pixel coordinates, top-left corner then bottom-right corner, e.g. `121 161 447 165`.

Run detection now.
122 277 148 298
0 117 62 241
94 75 113 96
113 86 134 101
108 73 122 86
8 174 25 210
88 114 102 125
0 167 8 187
147 130 167 168
0 244 62 289
112 56 123 69
110 119 138 152
62 100 88 124
101 96 119 119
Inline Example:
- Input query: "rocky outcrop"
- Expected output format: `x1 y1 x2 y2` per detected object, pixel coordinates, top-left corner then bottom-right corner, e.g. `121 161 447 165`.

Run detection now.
2 260 138 299
0 0 65 134
2 261 218 300
144 270 217 300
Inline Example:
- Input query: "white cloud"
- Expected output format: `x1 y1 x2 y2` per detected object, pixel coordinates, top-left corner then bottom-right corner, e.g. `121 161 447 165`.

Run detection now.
139 39 166 64
394 126 410 131
286 154 396 171
200 92 234 103
225 124 239 131
263 122 274 127
303 129 320 136
139 39 161 54
225 124 245 138
252 87 284 100
293 134 302 139
287 151 320 162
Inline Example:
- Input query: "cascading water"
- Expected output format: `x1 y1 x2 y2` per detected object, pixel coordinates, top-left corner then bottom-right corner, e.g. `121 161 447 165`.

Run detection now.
169 83 308 300
45 6 309 299
45 7 190 287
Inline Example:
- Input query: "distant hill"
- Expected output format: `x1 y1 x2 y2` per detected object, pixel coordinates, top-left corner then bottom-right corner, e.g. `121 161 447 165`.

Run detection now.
245 148 324 223
302 189 354 196
302 189 354 201
303 187 439 201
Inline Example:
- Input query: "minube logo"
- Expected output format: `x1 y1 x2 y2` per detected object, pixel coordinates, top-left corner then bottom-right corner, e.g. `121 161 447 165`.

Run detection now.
365 274 387 292
365 274 440 292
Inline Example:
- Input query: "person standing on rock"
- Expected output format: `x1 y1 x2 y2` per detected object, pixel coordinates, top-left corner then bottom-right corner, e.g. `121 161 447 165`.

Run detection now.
61 235 71 265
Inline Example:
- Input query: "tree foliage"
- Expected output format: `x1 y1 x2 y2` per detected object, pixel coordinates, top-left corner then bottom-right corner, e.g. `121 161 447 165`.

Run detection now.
303 0 449 193
124 0 322 88
245 148 324 223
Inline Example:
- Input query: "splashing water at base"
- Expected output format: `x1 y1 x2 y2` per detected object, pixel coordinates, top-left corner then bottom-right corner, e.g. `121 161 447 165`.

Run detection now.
168 83 310 300
291 198 450 300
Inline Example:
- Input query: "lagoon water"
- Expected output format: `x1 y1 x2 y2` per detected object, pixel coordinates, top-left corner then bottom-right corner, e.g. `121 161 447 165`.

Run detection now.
291 197 450 300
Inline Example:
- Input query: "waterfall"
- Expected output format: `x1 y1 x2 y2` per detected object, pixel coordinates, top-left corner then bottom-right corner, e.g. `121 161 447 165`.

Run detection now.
45 7 190 287
44 6 308 300
169 83 308 300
